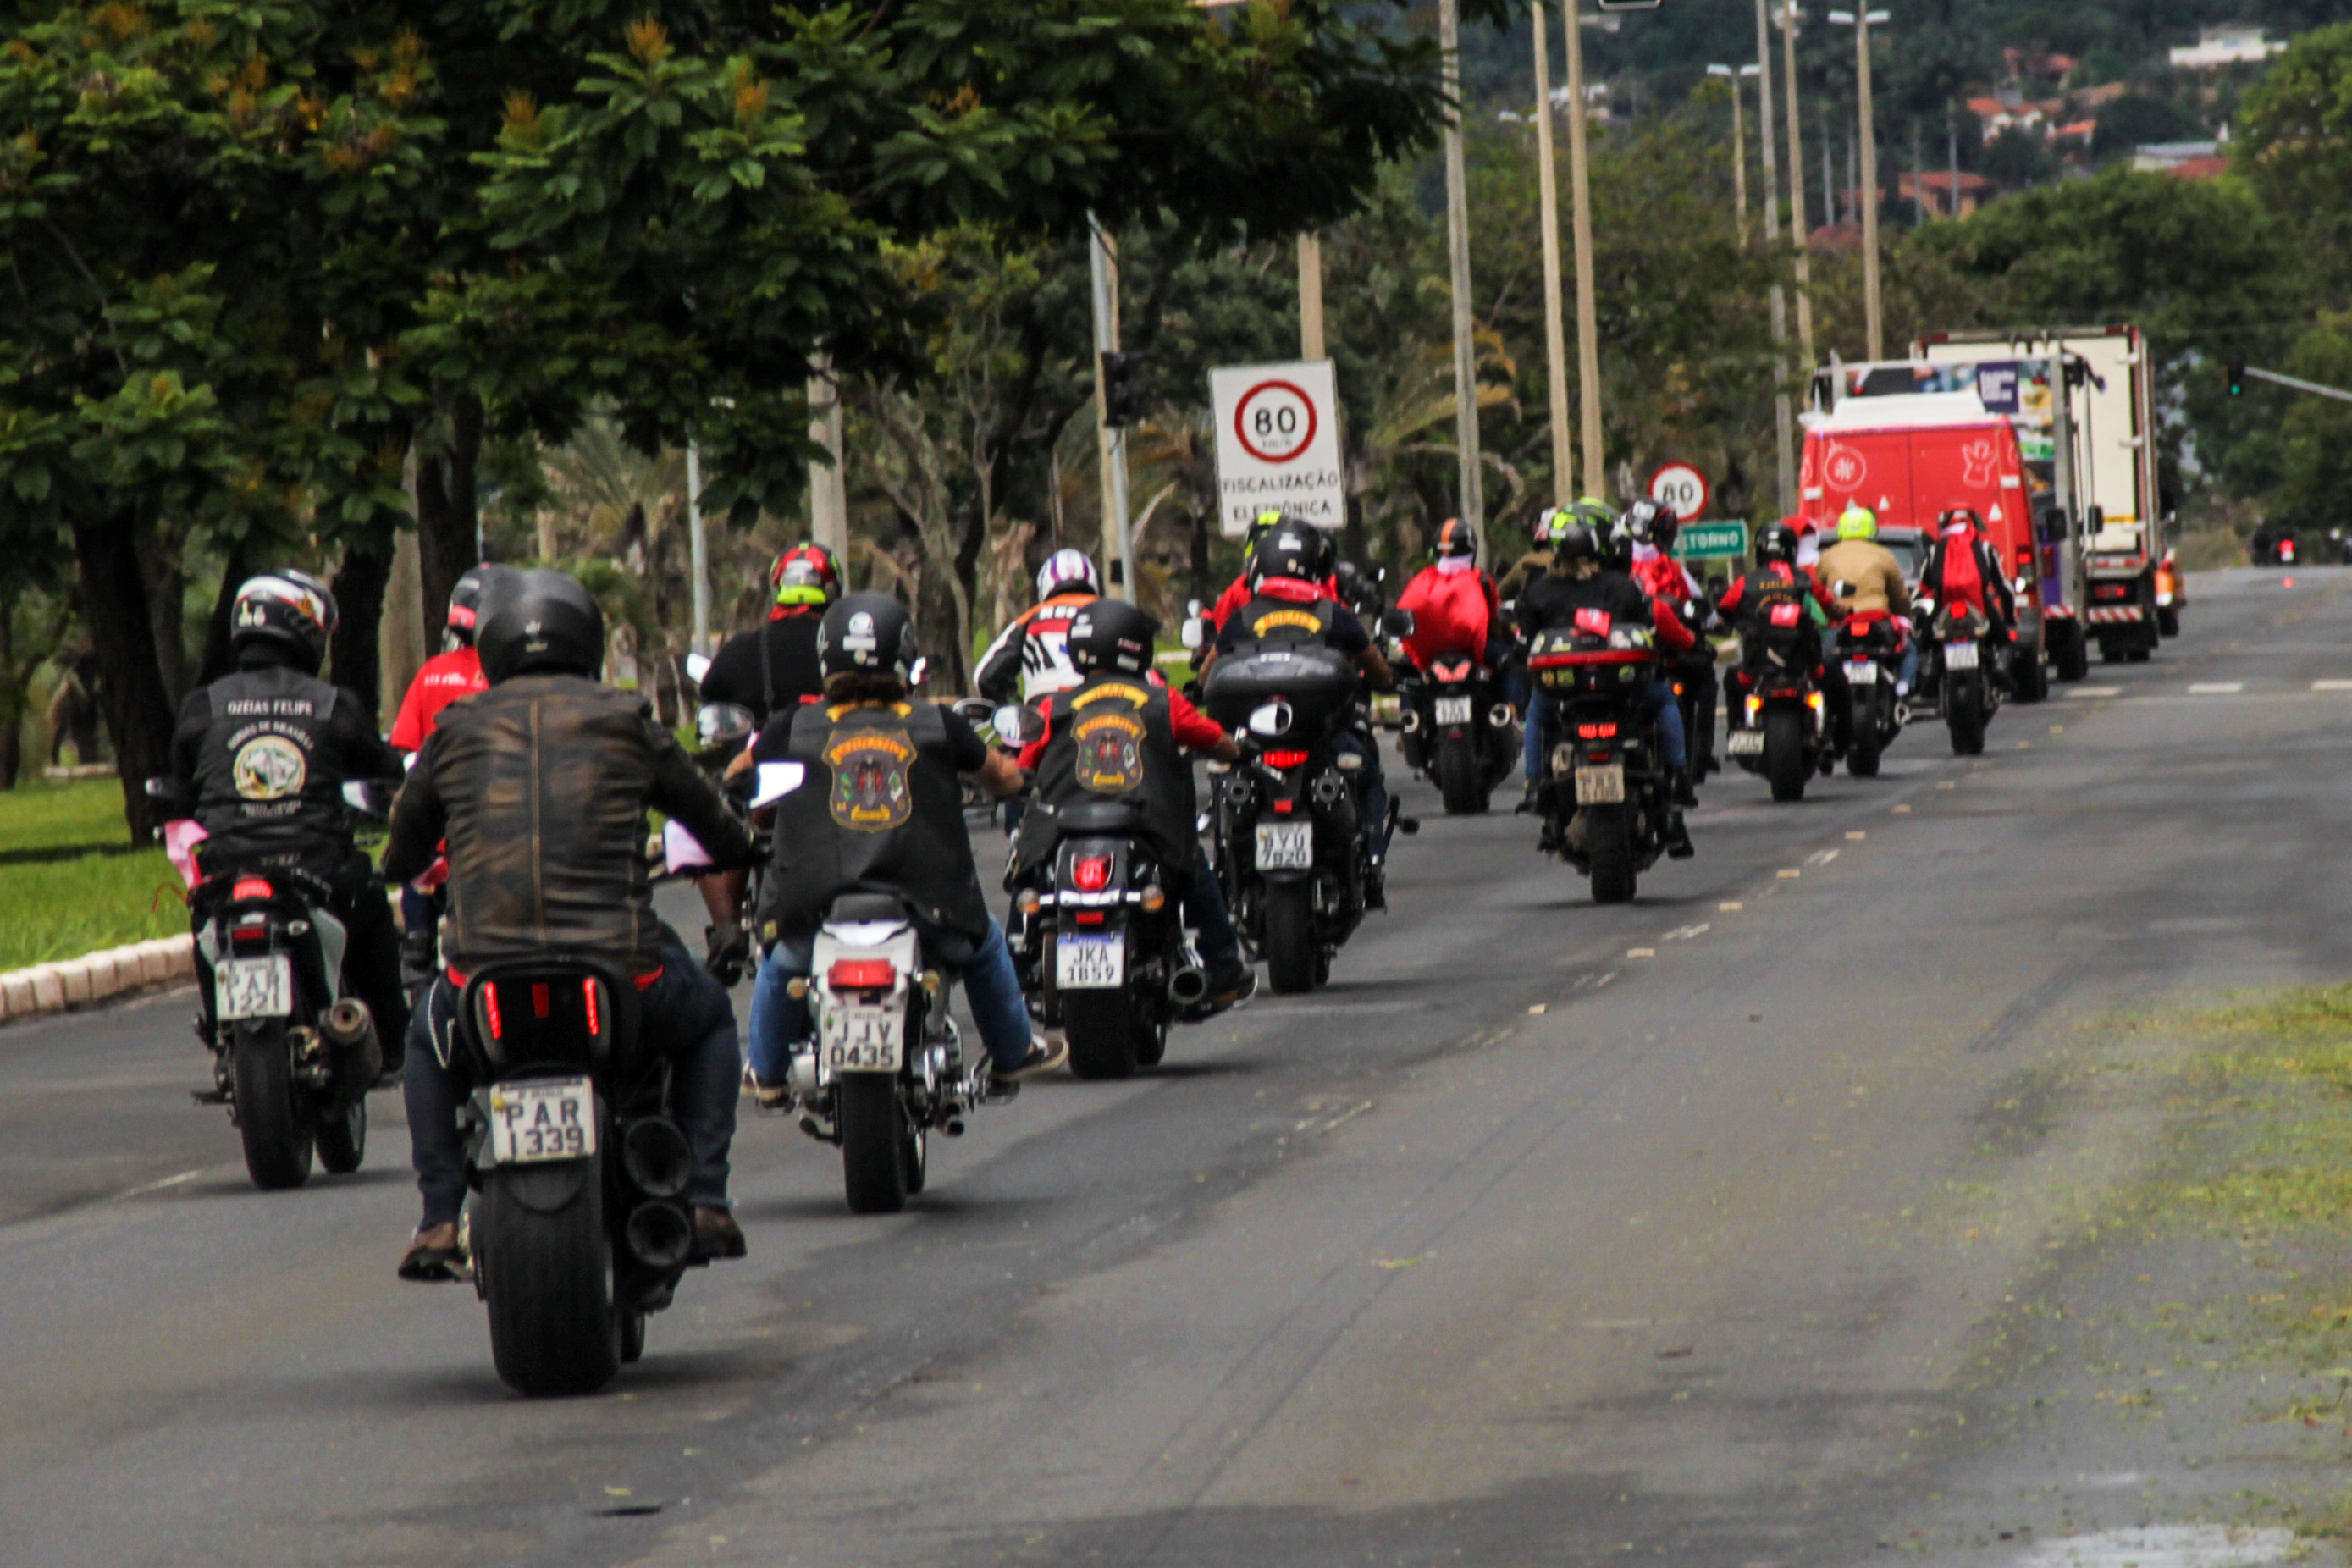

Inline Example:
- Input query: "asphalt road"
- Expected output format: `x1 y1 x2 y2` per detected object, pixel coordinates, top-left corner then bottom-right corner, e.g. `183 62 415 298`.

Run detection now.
5 566 2349 1568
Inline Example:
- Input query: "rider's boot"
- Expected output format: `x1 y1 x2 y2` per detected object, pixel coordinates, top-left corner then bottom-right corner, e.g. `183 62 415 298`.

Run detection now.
1670 765 1698 808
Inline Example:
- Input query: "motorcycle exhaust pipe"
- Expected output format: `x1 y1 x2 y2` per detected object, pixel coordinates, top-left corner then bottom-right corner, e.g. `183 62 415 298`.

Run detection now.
622 1201 693 1269
1400 709 1422 734
321 997 382 1086
1168 966 1209 1005
1893 701 1913 727
621 1116 693 1199
1488 703 1516 731
1311 775 1347 808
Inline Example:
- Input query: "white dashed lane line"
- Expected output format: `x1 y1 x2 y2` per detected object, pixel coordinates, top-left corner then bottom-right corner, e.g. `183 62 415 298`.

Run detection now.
2064 686 2123 698
2188 682 2244 695
2315 680 2352 692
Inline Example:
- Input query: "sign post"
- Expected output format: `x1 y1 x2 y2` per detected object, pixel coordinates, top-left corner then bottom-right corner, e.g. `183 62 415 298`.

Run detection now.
1676 521 1750 560
1210 361 1347 536
1646 461 1713 522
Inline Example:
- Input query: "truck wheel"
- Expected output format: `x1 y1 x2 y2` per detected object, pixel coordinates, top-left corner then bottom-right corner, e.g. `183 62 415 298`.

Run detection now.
1764 709 1808 802
1063 991 1140 1080
2052 624 2089 682
2158 608 2180 638
2012 644 2049 704
1263 882 1317 995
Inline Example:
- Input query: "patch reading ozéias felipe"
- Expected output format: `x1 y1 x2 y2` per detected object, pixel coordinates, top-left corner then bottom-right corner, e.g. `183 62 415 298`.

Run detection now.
825 726 915 831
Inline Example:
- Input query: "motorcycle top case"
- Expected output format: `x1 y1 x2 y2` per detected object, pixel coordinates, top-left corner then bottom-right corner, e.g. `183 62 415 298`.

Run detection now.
1201 645 1360 733
1527 626 1657 693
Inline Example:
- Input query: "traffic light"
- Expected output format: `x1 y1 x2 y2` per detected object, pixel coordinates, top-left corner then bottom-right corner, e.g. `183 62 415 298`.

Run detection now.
2226 358 2246 397
1101 351 1148 428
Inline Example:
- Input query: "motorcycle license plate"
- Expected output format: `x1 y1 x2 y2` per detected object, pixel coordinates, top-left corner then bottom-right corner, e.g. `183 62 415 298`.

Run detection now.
1946 642 1979 671
1056 933 1126 991
1434 697 1473 726
823 1004 903 1072
1255 821 1313 870
216 955 292 1021
488 1077 597 1164
1845 659 1876 684
1574 763 1626 804
1726 730 1766 756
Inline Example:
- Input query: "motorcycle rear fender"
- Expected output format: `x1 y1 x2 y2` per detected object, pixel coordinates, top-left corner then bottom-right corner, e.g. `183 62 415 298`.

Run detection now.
481 1151 599 1213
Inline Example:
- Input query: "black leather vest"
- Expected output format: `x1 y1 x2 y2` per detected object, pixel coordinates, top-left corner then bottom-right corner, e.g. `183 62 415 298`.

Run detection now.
755 701 990 945
190 667 350 864
1013 673 1197 880
1228 595 1341 654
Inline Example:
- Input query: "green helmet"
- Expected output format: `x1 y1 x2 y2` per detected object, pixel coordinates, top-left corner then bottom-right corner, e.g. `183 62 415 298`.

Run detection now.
1836 503 1879 542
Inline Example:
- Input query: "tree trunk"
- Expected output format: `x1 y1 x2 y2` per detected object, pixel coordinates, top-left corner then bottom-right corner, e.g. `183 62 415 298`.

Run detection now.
329 544 391 721
196 535 250 686
0 601 19 792
142 517 190 709
73 508 178 840
414 393 483 643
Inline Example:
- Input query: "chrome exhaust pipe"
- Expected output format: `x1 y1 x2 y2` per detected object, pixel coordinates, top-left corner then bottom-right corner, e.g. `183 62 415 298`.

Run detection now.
1893 701 1913 727
1168 965 1209 1004
622 1201 693 1269
1400 709 1422 733
321 997 382 1089
1488 703 1516 731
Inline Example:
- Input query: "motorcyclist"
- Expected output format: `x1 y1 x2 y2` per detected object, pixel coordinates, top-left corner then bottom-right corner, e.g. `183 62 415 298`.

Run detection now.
1621 500 1718 790
383 568 756 1281
1394 517 1510 672
1816 503 1917 696
1498 497 1611 600
698 542 838 726
1515 518 1696 855
168 570 410 1076
1921 507 2016 642
1203 510 1337 637
1008 598 1256 1009
1205 523 1400 907
975 548 1102 704
741 593 1068 1107
1716 521 1852 756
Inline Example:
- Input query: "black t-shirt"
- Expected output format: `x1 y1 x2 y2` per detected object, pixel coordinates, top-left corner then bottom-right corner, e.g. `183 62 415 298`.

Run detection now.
1514 570 1655 638
1213 598 1372 657
699 616 825 726
752 701 990 773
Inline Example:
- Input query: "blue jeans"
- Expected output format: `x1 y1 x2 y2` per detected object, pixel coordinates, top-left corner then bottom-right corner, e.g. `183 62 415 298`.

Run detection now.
1187 842 1243 974
750 914 1030 1082
1897 642 1919 693
1525 684 1686 775
402 942 742 1228
1333 730 1391 862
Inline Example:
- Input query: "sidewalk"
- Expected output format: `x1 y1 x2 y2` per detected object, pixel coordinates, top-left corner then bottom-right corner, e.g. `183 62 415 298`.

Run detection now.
0 936 196 1026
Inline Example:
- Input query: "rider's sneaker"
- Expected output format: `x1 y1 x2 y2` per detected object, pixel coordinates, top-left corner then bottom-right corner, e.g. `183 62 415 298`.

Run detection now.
998 1034 1069 1082
746 1070 793 1113
691 1206 748 1262
1364 862 1389 911
396 1222 467 1284
1515 780 1540 814
1206 963 1256 1008
1670 767 1698 808
1665 811 1696 859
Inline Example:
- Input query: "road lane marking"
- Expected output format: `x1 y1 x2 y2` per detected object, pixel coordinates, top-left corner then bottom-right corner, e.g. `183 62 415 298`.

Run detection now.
2188 682 2243 694
1777 869 1801 878
113 1168 205 1201
1626 948 1655 958
1662 924 1710 941
1936 781 1956 790
2314 680 2352 692
1892 804 1912 813
1806 849 1839 866
1846 831 1866 839
2065 686 2122 698
1719 901 1743 911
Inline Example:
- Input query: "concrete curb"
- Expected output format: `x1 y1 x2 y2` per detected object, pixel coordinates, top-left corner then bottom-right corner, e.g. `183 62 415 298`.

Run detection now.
0 936 196 1026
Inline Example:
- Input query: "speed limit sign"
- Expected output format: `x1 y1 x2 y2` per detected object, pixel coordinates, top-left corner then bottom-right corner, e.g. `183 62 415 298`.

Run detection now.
1211 361 1345 535
1647 462 1712 522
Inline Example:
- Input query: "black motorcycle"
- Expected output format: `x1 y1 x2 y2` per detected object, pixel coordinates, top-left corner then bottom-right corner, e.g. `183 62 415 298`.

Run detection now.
1831 611 1908 777
1725 607 1826 802
1400 651 1518 815
1202 646 1380 995
1527 617 1677 903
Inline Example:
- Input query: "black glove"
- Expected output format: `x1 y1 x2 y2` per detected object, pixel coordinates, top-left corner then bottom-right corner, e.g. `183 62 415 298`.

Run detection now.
704 922 751 987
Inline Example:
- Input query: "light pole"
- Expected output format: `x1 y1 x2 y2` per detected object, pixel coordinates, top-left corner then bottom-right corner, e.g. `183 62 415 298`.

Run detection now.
1752 0 1794 510
1828 9 1891 360
1775 1 1814 373
1536 1 1574 505
1706 62 1764 248
1440 0 1484 534
1087 213 1135 602
1564 0 1604 500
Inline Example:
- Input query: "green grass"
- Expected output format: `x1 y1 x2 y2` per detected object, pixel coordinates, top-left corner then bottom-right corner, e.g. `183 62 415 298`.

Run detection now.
0 780 187 971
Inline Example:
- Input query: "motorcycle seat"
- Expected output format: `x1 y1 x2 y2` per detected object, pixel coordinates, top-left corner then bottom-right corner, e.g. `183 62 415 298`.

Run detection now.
1055 799 1147 836
828 891 914 924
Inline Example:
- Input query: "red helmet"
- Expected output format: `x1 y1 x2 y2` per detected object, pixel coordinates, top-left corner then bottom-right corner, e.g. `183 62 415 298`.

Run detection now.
770 542 841 611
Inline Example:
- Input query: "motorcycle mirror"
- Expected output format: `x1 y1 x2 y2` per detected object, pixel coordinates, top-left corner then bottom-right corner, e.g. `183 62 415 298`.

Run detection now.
685 652 713 685
992 704 1046 745
340 780 389 818
1246 701 1294 738
752 760 807 808
142 776 171 798
1179 616 1205 651
908 656 930 689
1380 608 1416 638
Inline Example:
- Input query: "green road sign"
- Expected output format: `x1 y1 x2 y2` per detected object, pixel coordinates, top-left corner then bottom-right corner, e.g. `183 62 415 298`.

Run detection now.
1676 521 1748 560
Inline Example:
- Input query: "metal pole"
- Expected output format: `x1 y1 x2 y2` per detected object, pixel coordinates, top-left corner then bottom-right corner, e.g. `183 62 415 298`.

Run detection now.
2244 364 2352 404
1855 11 1884 360
1779 2 1814 371
1440 0 1485 533
1536 1 1575 505
1087 213 1135 602
1298 233 1327 362
807 355 848 559
1732 72 1750 248
1753 0 1795 511
1565 0 1604 500
686 441 709 654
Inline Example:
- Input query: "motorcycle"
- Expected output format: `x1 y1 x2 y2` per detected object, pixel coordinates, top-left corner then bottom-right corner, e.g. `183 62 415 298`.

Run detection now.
1831 610 1908 778
1202 645 1382 995
1725 603 1827 802
447 956 698 1396
1919 598 2001 755
1526 614 1677 903
1399 649 1518 816
152 777 386 1191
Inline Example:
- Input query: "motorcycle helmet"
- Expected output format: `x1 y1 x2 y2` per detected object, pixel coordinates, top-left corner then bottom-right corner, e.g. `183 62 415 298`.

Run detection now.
1251 525 1323 588
1620 498 1665 547
1755 522 1800 564
1548 519 1603 571
818 592 919 684
1602 516 1637 572
1434 517 1477 558
1936 507 1984 538
230 570 340 675
770 542 841 610
1836 502 1879 543
444 563 520 649
1065 597 1158 676
478 568 605 683
1035 547 1101 602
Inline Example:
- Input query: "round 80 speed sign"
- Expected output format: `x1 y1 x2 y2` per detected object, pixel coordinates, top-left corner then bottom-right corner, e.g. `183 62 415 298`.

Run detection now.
1233 380 1319 464
1647 461 1711 522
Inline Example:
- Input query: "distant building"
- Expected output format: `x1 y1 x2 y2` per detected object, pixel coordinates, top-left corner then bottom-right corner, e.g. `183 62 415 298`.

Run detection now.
2130 140 2222 171
1968 95 2046 145
1900 170 1996 218
2169 24 2283 69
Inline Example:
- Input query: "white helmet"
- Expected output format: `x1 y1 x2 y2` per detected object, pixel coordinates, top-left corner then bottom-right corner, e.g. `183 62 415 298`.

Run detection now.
1035 548 1101 602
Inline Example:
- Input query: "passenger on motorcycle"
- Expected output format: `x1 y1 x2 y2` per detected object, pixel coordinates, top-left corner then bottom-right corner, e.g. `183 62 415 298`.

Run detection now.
1395 518 1510 673
1202 510 1338 638
168 570 410 1078
384 570 758 1280
1205 524 1400 904
1816 504 1917 695
1515 516 1696 846
1621 500 1716 794
1497 497 1609 600
1717 522 1852 757
975 548 1102 704
742 594 1068 1107
1009 599 1256 1009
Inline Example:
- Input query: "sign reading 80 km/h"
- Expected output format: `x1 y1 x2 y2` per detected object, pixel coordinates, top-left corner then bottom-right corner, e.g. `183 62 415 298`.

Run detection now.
1210 360 1345 536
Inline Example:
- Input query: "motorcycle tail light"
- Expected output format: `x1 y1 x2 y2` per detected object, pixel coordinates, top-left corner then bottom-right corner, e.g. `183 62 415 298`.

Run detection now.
1273 798 1295 815
1433 659 1471 681
1747 695 1763 717
582 979 600 1037
1576 722 1619 740
231 878 273 903
828 958 897 991
1263 749 1311 770
1074 855 1113 892
1807 691 1824 712
230 919 271 953
483 982 504 1041
1074 910 1107 926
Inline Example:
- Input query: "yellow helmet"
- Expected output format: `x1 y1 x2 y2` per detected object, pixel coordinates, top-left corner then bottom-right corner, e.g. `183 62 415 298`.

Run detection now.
1836 503 1879 542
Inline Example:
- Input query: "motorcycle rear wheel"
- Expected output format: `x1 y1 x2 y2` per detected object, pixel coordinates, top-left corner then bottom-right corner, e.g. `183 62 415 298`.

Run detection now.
479 1162 621 1397
232 1019 315 1191
1764 709 1809 803
317 1095 367 1175
1848 690 1883 777
1946 671 1985 755
1063 990 1140 1080
838 1074 911 1215
1263 881 1317 996
1437 736 1482 815
1586 804 1638 904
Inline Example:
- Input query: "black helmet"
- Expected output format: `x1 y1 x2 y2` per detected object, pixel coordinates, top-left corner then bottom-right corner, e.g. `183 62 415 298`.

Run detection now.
1251 525 1323 587
230 570 339 675
1621 499 1666 547
478 568 605 682
818 592 919 684
444 563 519 649
1549 521 1602 571
1066 598 1158 676
1756 522 1800 564
1435 517 1477 558
1603 516 1636 572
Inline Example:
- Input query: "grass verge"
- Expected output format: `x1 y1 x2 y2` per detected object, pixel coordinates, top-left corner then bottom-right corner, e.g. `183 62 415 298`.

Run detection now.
0 780 187 972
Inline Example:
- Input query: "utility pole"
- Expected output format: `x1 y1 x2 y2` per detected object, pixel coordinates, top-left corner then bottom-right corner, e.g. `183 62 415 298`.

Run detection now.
687 442 710 654
1565 0 1604 500
1705 64 1754 248
1440 0 1485 533
1829 9 1891 360
1776 1 1814 372
1537 2 1575 505
806 356 848 559
1753 0 1794 511
1298 233 1326 361
1087 213 1135 602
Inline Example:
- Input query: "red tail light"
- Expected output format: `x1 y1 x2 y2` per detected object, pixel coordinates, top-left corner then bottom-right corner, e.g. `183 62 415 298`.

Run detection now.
483 982 504 1041
532 982 550 1020
582 978 599 1037
1576 722 1619 740
1073 910 1107 926
1263 748 1311 769
1433 658 1472 681
828 958 897 991
1074 855 1113 892
231 878 273 902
